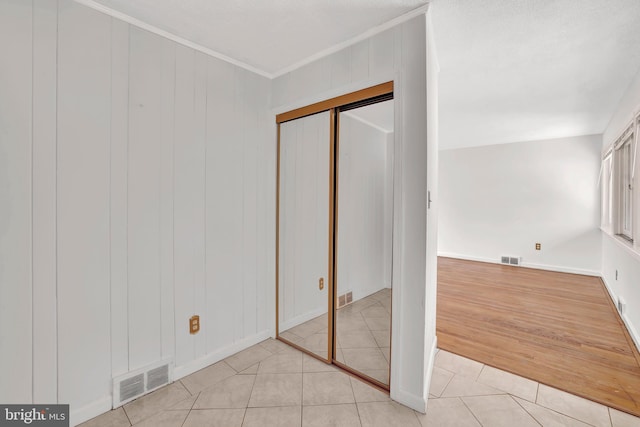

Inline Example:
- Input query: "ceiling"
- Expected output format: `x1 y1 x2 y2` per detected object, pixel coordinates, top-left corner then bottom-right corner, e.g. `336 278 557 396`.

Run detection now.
85 0 640 150
430 0 640 149
88 0 427 75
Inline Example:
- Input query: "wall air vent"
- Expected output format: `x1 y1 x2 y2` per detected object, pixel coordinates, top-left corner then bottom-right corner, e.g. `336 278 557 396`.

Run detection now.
113 359 173 407
147 364 169 390
337 291 354 308
500 256 521 266
119 374 144 403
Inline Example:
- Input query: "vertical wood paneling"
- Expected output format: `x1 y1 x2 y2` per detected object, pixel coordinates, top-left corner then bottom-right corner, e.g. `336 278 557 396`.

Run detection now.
205 58 237 352
110 18 130 378
2 0 274 420
279 112 330 328
231 68 247 342
330 49 351 90
173 45 197 365
159 39 176 361
370 29 395 80
351 40 370 83
32 0 58 403
336 115 389 301
57 0 111 409
193 52 207 358
280 120 297 324
242 69 259 337
0 0 33 404
255 77 273 332
128 27 163 371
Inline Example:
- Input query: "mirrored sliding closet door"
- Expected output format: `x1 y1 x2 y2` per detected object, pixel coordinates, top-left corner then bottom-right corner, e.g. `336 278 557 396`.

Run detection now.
277 110 332 361
334 99 394 388
276 82 394 387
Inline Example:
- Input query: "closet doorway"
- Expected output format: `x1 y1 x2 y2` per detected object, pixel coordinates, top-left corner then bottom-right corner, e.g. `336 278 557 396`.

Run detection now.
276 83 394 390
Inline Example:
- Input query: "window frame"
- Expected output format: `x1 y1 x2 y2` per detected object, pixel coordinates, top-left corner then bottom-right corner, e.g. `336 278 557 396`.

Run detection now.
613 123 636 242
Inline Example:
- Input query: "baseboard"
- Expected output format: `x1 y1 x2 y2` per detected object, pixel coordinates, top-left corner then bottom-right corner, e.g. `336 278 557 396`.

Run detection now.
438 252 601 277
70 395 112 427
422 336 438 414
601 276 640 354
622 312 640 354
352 285 388 303
279 307 327 332
173 330 271 380
391 388 427 414
521 261 600 277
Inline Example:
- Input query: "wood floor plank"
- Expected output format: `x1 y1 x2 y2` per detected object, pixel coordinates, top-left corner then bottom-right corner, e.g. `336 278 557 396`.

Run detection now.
437 257 640 416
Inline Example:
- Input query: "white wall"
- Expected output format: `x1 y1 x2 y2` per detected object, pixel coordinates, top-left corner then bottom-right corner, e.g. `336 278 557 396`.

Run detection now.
439 134 602 275
272 11 437 412
601 66 640 349
279 111 331 331
0 1 274 424
0 0 34 405
337 114 392 301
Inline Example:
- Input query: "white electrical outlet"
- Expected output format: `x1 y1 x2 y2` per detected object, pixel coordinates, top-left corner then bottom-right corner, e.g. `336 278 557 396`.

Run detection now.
618 297 627 314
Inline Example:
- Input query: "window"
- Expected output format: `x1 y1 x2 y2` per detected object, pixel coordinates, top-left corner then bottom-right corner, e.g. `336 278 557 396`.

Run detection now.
614 124 636 241
601 152 613 230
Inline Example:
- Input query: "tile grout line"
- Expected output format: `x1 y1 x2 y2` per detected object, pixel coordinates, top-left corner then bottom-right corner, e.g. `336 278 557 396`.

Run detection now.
517 391 608 427
437 371 455 398
122 404 133 426
459 396 484 427
510 394 543 427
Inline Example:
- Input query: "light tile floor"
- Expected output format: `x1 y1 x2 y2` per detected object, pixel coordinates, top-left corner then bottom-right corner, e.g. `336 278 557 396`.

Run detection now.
280 288 392 386
335 289 391 386
80 342 640 427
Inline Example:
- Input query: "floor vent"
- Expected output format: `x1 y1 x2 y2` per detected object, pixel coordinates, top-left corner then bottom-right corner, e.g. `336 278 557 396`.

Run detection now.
113 359 173 407
500 256 521 266
338 291 353 308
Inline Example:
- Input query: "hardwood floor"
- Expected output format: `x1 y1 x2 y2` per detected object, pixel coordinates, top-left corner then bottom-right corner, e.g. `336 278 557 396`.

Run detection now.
437 257 640 417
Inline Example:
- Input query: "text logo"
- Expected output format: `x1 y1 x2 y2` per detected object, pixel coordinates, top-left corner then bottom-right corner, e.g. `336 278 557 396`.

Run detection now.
0 405 68 426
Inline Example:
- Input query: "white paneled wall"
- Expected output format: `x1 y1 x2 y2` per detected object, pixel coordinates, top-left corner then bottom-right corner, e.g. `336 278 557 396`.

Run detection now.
57 2 112 415
32 0 58 405
110 18 130 379
272 12 437 413
0 0 273 424
0 0 33 405
127 26 165 372
337 114 392 301
279 112 331 331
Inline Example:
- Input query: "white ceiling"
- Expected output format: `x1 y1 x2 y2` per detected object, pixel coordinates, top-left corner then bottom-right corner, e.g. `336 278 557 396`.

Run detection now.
84 0 640 150
88 0 427 75
430 0 640 149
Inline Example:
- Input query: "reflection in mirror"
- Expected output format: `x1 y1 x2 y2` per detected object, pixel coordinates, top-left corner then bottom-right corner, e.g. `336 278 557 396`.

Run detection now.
277 111 331 360
335 99 394 386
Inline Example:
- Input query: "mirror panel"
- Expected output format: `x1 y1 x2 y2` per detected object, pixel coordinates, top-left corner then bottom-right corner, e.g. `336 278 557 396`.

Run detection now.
277 111 331 360
335 100 394 386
